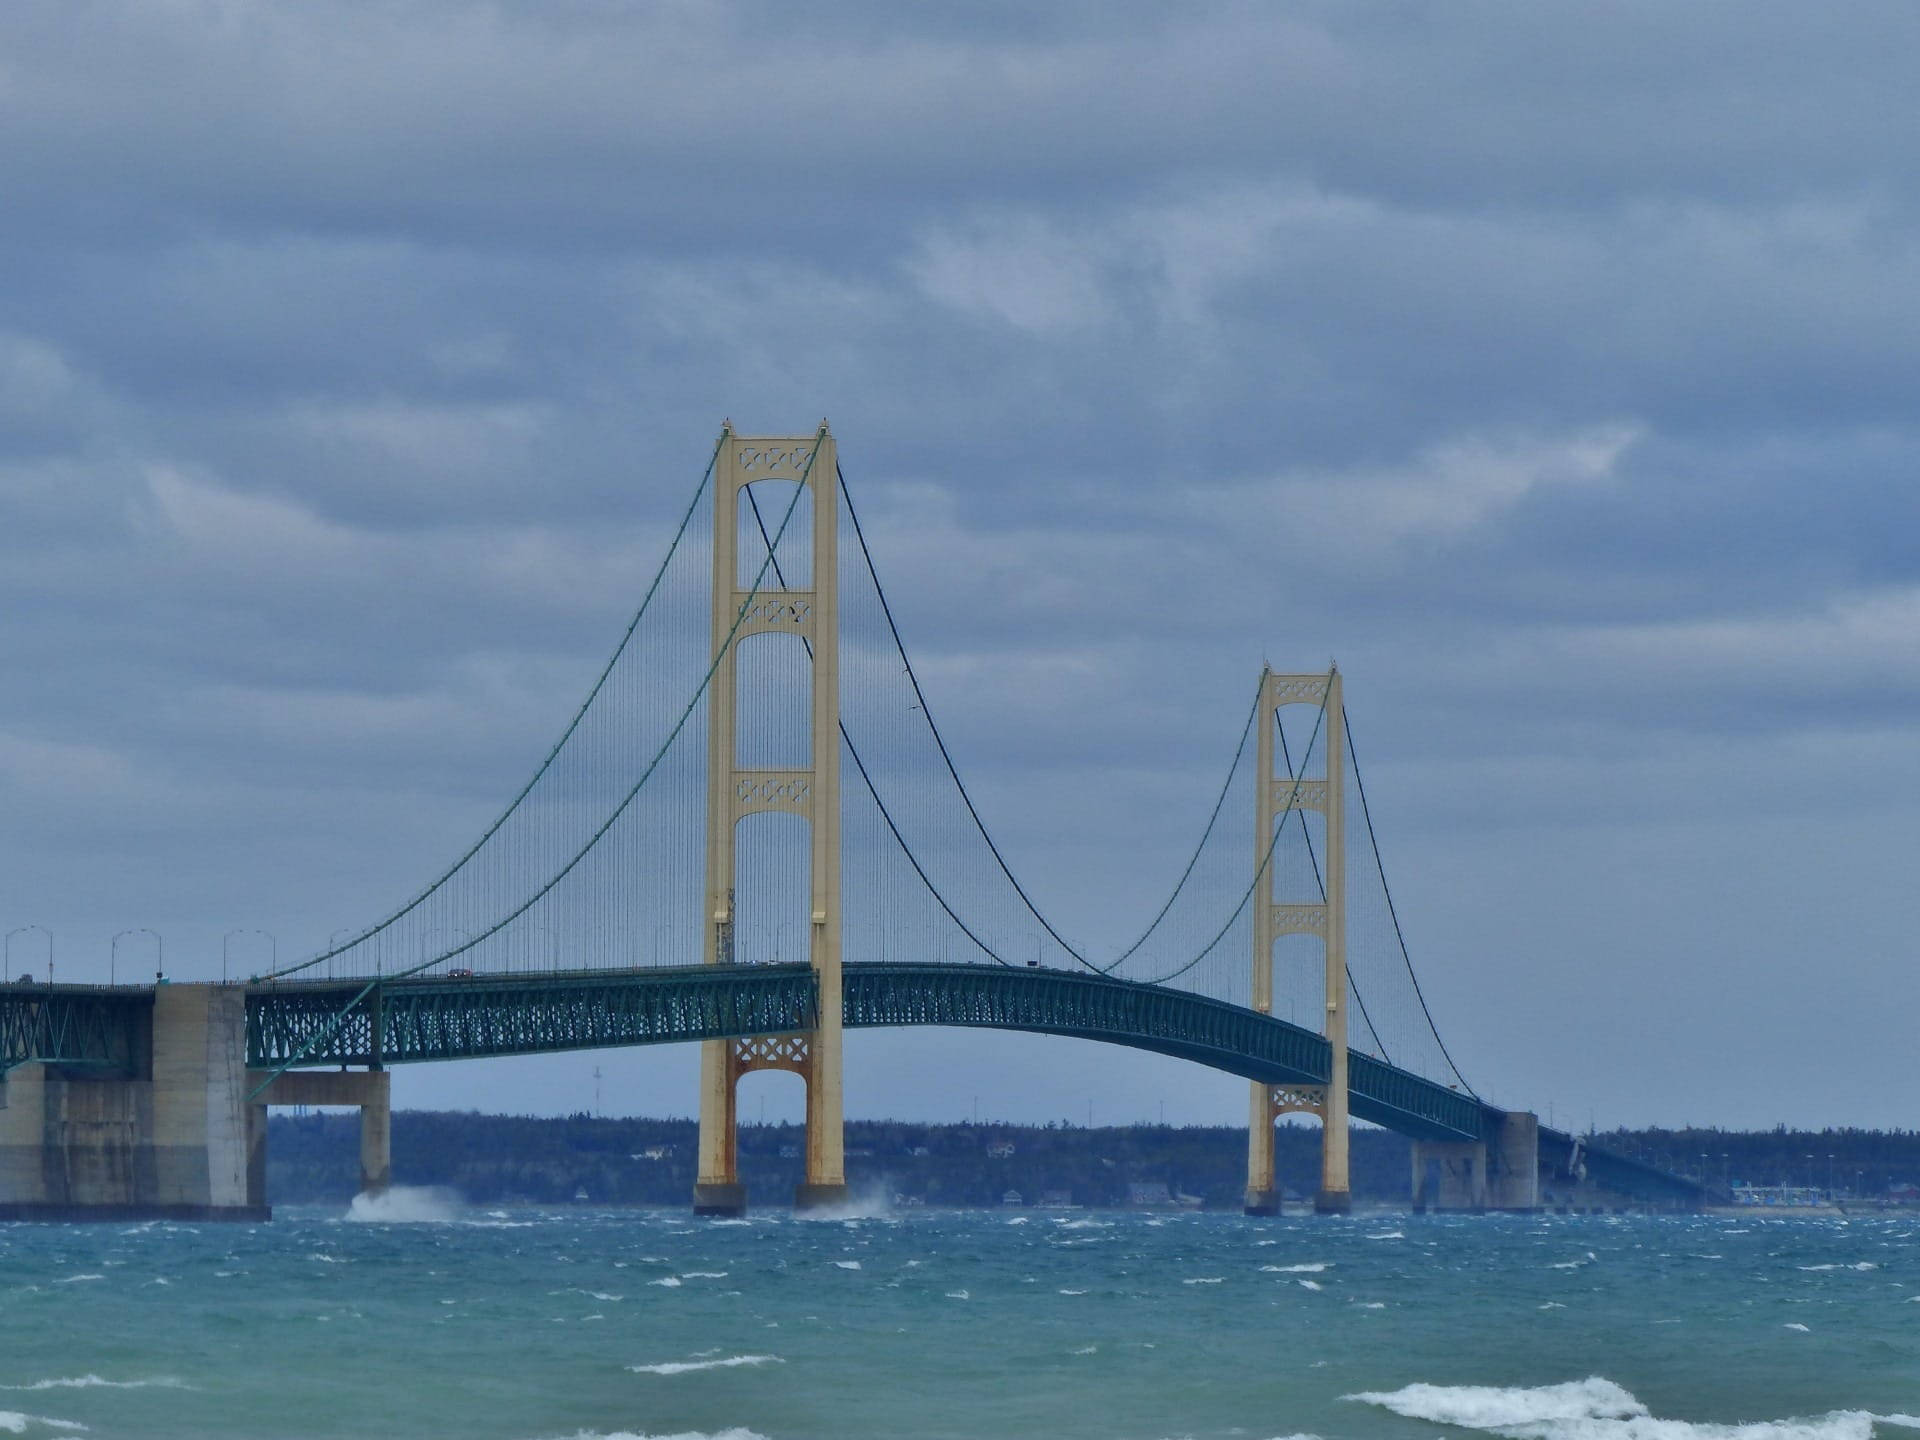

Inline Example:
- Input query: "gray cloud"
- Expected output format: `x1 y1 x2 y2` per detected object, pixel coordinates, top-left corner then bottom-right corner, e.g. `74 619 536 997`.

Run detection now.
2 1 1916 1131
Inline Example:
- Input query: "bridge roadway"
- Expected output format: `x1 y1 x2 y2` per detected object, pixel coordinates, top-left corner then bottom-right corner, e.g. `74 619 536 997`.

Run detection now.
2 963 1702 1204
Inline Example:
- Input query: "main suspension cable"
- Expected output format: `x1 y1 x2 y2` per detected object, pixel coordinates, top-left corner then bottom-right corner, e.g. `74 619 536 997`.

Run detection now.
264 434 724 981
1344 711 1477 1096
836 463 1263 975
1275 717 1391 1065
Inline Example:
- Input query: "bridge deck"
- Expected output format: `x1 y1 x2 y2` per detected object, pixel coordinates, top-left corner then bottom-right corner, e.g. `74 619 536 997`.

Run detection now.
231 961 1486 1141
0 965 1704 1198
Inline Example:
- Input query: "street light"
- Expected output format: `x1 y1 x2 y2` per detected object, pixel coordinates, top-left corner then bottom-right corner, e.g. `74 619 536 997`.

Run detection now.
327 929 361 981
4 926 50 985
529 924 560 975
422 928 471 975
222 929 274 985
111 929 161 987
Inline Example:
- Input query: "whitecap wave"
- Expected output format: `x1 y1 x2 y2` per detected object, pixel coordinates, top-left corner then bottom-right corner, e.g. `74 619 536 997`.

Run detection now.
0 1413 85 1435
627 1355 783 1377
526 1430 770 1440
0 1377 185 1392
1261 1263 1330 1274
1345 1377 1885 1440
831 1260 861 1270
344 1187 460 1223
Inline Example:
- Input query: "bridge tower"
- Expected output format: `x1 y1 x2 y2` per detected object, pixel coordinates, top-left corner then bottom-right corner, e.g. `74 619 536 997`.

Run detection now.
693 423 848 1216
1244 667 1351 1216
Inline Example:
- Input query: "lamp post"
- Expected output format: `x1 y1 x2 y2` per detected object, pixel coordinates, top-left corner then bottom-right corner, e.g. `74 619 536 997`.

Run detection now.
111 929 161 987
422 928 471 975
327 929 361 981
4 925 50 985
222 929 274 985
530 924 560 975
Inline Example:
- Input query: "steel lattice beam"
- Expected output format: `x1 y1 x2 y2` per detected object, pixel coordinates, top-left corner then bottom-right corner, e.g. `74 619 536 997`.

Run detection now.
243 961 1487 1141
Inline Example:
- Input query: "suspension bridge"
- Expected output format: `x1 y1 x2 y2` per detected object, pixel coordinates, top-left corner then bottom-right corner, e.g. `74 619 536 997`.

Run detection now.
0 424 1702 1220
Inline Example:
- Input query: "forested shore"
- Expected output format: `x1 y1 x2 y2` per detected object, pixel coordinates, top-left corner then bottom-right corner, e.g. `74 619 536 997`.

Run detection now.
266 1111 1920 1209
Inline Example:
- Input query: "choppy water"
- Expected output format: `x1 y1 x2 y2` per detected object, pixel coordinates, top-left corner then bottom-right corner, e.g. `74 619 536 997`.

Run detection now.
1 1196 1915 1440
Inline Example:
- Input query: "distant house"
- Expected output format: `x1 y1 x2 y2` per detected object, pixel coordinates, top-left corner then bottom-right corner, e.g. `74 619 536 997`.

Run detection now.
778 1144 801 1159
1001 1189 1024 1206
629 1146 674 1161
1038 1189 1077 1209
1127 1181 1173 1207
905 1146 931 1157
986 1141 1016 1159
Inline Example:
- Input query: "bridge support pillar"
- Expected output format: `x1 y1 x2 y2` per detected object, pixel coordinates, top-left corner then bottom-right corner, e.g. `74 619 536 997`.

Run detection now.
1411 1139 1488 1212
1487 1111 1540 1211
0 985 269 1221
1248 668 1350 1217
696 424 846 1217
249 1068 392 1196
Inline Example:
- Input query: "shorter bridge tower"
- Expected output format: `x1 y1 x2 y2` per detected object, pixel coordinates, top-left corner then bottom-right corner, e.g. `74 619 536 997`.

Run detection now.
1244 667 1351 1216
693 423 848 1216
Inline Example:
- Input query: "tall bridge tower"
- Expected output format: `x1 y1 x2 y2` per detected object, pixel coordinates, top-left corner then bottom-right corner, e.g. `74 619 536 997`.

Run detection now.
693 424 848 1216
1244 667 1351 1215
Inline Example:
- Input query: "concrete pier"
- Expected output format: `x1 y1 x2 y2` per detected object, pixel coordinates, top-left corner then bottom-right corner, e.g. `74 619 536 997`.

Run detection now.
249 1068 391 1195
1412 1112 1541 1212
0 985 269 1221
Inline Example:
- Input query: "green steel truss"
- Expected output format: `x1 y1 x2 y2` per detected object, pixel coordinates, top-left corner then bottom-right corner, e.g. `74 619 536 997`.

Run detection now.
0 986 150 1075
243 962 1486 1142
245 965 816 1071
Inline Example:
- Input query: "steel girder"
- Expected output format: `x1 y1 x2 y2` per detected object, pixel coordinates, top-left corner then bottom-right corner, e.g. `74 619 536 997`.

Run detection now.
244 961 1484 1141
0 985 149 1075
246 965 817 1069
839 964 1484 1141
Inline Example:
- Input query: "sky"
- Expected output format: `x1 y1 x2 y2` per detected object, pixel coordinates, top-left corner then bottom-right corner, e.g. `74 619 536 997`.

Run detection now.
3 2 1917 1137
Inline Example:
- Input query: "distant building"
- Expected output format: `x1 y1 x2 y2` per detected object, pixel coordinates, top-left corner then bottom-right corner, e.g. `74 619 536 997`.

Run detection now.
778 1144 801 1159
1038 1189 1077 1209
1001 1188 1024 1206
1127 1181 1173 1207
986 1141 1016 1159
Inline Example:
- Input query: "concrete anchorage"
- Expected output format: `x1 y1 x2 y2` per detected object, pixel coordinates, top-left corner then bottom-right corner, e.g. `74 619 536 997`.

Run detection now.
694 424 847 1217
1244 668 1352 1217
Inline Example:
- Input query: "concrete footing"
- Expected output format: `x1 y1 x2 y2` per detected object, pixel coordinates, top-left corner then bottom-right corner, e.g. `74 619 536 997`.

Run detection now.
248 1068 391 1195
1412 1112 1541 1213
1313 1189 1352 1215
1242 1188 1281 1216
793 1182 850 1213
0 986 268 1221
692 1182 747 1217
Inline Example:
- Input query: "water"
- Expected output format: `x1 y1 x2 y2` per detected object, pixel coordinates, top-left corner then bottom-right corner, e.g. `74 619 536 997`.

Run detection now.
1 1198 1915 1439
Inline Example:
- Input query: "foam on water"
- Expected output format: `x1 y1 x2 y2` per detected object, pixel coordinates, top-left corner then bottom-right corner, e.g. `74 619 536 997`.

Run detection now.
0 1414 84 1435
627 1355 783 1377
0 1377 185 1391
1345 1377 1887 1440
344 1187 460 1223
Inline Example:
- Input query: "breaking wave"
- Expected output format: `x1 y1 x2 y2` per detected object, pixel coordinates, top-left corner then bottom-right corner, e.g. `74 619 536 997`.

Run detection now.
1345 1377 1904 1440
626 1355 784 1377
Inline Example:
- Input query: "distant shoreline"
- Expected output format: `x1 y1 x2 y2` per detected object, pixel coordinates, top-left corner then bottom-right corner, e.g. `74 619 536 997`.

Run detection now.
265 1111 1920 1211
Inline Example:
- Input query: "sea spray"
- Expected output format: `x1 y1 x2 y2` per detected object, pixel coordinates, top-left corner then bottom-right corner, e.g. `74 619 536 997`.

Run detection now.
343 1186 461 1223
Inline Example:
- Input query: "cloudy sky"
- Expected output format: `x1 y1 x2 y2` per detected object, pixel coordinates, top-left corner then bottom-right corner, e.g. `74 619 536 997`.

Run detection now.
3 2 1916 1138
